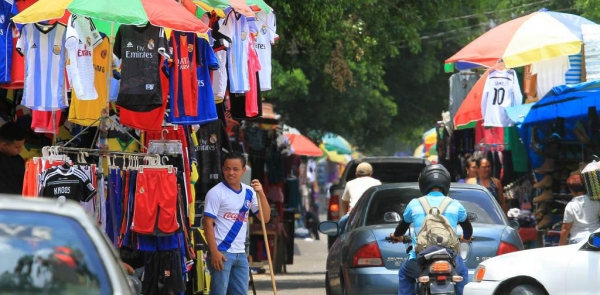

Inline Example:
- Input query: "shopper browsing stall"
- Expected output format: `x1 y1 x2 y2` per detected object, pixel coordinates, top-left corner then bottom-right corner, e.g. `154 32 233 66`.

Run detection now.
203 152 271 295
0 122 26 195
468 158 507 213
559 174 600 245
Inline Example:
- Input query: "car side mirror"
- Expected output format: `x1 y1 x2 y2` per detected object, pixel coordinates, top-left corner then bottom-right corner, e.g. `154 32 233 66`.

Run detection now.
587 232 600 249
509 219 520 230
384 212 402 222
467 212 478 222
318 221 340 236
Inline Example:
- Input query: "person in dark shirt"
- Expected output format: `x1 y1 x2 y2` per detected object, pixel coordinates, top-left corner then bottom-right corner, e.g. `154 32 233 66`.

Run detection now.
0 122 26 195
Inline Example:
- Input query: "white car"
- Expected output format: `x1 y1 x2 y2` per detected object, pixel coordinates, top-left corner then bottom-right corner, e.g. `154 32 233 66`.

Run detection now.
464 230 600 295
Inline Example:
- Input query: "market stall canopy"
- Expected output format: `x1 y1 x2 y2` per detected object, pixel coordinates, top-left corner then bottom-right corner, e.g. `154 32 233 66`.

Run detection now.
445 10 595 69
522 80 600 126
14 0 210 33
322 133 352 155
413 144 425 158
284 133 323 157
319 144 351 164
453 69 491 129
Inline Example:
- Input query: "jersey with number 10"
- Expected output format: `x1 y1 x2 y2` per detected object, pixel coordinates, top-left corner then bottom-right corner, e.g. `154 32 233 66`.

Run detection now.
481 69 523 127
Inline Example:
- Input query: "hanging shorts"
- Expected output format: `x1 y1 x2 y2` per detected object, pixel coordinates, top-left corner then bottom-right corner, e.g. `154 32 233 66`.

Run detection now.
131 168 179 235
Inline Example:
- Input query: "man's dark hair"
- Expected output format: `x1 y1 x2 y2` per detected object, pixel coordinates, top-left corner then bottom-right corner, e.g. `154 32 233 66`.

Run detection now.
0 122 26 144
222 151 246 167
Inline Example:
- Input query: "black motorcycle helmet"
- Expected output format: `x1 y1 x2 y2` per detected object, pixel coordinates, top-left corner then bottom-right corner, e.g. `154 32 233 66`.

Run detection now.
418 164 451 195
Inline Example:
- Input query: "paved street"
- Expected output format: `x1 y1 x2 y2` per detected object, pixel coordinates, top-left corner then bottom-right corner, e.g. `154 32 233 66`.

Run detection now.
249 218 328 294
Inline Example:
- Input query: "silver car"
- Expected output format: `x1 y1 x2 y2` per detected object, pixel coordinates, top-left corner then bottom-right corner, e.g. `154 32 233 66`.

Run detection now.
0 195 136 294
319 183 524 295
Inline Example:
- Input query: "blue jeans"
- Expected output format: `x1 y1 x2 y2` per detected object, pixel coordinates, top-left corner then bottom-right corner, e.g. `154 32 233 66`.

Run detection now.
207 251 249 295
398 255 468 295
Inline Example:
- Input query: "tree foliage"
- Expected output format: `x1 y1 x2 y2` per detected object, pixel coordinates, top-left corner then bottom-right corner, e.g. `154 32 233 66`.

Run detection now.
265 0 580 154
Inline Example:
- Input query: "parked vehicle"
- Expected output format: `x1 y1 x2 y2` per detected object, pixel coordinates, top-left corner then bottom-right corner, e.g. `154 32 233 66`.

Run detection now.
464 230 600 295
319 183 523 295
0 195 137 294
327 157 429 249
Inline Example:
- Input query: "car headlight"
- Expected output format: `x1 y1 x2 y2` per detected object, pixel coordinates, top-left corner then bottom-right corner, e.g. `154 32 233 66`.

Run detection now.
473 265 486 282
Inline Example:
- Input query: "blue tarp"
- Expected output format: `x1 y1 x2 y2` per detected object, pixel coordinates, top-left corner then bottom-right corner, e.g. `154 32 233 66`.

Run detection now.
522 80 600 126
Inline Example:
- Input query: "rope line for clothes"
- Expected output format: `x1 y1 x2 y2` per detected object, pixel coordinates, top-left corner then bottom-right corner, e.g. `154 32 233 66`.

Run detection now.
437 0 551 22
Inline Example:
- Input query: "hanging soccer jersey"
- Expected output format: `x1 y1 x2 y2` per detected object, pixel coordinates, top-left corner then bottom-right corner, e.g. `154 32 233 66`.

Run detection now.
167 37 219 125
254 11 277 91
167 31 199 118
246 33 261 117
65 14 103 100
481 69 523 127
114 24 169 112
0 0 18 83
219 9 254 93
39 164 97 202
16 23 68 111
68 36 111 126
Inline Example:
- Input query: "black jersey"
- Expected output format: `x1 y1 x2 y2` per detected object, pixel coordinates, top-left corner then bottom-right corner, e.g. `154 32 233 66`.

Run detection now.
39 165 96 202
114 24 168 112
196 120 231 185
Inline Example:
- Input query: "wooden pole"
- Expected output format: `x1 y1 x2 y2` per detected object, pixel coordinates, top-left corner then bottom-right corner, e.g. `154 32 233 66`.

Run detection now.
256 196 277 294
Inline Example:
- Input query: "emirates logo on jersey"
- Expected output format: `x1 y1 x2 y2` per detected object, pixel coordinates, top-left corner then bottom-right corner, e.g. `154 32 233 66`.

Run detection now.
52 45 62 55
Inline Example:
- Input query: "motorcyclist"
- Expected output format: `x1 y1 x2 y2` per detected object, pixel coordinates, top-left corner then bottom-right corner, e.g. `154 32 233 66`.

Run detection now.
390 164 473 295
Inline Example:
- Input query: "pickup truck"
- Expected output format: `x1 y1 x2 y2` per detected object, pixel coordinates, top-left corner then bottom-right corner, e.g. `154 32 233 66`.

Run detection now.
326 156 429 249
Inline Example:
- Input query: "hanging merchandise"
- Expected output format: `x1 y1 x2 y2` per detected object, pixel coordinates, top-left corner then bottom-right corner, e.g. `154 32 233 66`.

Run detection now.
219 8 253 93
530 55 571 99
38 162 97 202
166 34 219 125
16 22 68 110
114 24 169 112
0 0 17 84
68 34 112 126
582 24 600 81
565 53 582 85
481 66 523 127
210 15 229 102
166 31 199 119
65 14 103 100
448 70 479 120
254 10 277 91
245 33 261 117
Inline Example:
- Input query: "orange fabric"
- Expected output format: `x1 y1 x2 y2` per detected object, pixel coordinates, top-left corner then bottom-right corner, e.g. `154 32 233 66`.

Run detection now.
131 168 179 235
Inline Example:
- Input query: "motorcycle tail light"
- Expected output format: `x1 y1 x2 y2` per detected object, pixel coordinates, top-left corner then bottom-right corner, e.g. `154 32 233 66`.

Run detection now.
329 195 339 220
436 275 447 281
352 242 383 267
429 261 451 273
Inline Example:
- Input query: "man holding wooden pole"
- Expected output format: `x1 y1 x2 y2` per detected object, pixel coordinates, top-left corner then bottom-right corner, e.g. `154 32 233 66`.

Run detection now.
203 152 272 294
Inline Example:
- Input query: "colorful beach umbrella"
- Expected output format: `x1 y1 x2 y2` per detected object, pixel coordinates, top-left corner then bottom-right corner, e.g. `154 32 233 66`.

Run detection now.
322 133 353 155
446 10 595 69
284 134 323 157
453 69 491 130
13 0 209 33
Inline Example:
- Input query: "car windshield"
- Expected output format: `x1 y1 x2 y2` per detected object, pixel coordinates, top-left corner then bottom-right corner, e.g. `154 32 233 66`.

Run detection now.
0 210 111 294
365 187 506 226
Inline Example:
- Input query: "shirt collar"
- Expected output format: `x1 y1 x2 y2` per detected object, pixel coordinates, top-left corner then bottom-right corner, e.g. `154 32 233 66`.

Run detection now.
426 191 444 197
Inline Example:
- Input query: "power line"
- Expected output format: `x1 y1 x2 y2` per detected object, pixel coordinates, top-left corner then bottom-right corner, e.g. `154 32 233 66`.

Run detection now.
437 0 550 22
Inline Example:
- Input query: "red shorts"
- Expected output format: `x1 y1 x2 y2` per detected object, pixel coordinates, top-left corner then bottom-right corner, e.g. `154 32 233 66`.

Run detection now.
131 168 179 235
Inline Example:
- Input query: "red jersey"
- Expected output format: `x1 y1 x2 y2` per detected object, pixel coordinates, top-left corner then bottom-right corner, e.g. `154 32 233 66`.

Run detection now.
167 31 198 118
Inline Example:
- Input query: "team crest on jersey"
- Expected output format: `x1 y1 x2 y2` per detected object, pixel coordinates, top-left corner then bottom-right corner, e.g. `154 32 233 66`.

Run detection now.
187 44 194 52
101 49 107 59
241 31 247 41
147 39 155 50
245 200 252 209
138 186 145 194
0 15 5 24
52 45 62 55
209 134 217 144
261 24 267 35
86 36 92 47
